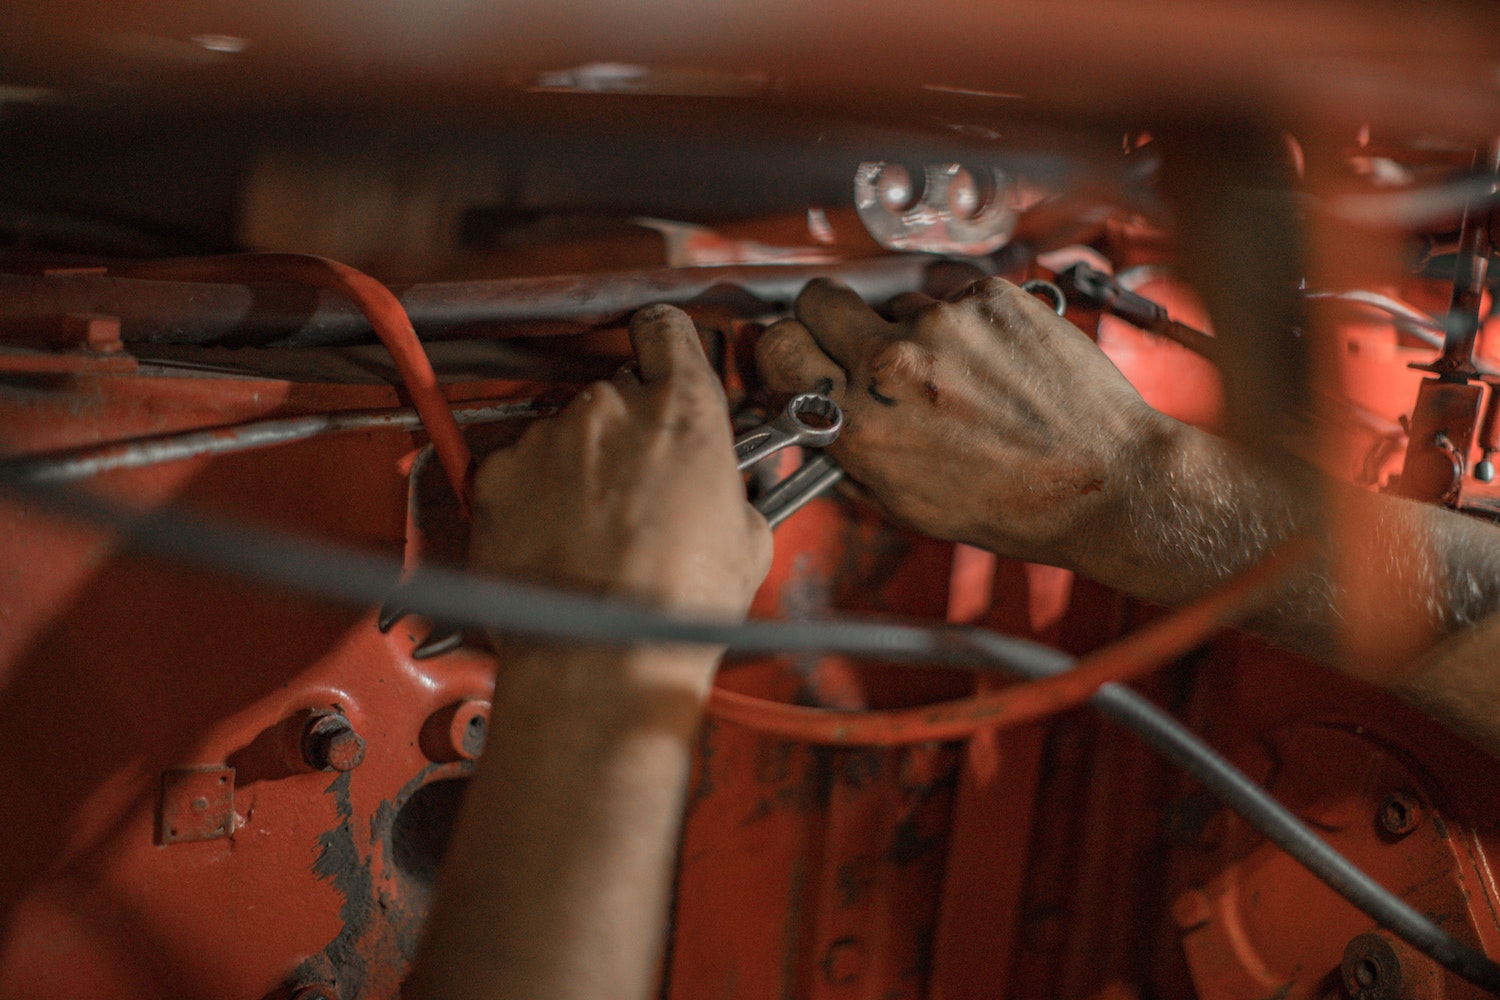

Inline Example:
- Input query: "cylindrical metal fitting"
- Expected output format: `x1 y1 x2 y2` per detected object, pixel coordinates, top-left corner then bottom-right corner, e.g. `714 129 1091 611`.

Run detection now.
301 712 367 773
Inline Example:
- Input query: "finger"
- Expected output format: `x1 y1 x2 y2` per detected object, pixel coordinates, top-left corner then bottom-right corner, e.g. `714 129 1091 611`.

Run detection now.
886 291 938 323
793 277 890 369
755 319 848 399
628 303 714 385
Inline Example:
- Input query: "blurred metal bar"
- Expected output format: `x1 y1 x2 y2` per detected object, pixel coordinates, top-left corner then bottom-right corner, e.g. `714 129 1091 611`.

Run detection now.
0 400 548 483
0 257 936 348
1435 139 1500 372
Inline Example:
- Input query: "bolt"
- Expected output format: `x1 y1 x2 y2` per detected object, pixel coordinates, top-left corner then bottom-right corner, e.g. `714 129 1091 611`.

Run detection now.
302 713 366 772
1378 791 1422 837
1341 933 1403 1000
1477 457 1496 483
62 313 123 354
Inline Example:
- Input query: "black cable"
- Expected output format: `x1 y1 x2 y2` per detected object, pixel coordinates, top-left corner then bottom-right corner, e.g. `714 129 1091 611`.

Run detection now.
7 478 1500 994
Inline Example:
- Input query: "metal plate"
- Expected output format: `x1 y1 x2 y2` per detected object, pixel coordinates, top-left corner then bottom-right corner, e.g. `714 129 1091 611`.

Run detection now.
158 766 235 845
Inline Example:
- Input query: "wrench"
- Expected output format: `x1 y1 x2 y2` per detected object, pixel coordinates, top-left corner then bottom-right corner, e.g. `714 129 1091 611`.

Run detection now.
753 451 845 528
735 393 845 528
734 393 843 471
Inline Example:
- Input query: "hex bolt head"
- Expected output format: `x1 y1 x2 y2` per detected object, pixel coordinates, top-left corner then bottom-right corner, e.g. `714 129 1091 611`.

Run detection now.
302 712 366 772
1378 791 1422 837
1341 932 1404 1000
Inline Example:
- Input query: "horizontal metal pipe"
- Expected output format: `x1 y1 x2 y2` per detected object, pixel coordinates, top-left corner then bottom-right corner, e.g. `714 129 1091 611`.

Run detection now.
1305 288 1445 348
0 400 550 483
0 257 935 348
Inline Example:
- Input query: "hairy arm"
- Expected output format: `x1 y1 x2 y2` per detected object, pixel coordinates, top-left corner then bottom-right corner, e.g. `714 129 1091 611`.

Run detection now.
406 305 771 1000
755 277 1500 753
1097 415 1500 670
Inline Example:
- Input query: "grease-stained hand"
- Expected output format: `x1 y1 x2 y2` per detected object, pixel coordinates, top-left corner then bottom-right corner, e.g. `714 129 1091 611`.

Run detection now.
470 304 772 623
754 277 1169 565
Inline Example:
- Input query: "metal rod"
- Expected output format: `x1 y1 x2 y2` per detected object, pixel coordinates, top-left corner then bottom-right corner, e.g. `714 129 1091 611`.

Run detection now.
0 257 936 348
1437 140 1500 372
1303 289 1446 349
0 400 550 483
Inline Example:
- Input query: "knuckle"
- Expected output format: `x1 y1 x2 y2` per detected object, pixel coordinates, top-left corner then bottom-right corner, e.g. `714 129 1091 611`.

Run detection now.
652 374 725 427
911 301 960 341
755 328 811 374
868 338 931 380
965 276 1020 302
968 278 1027 318
666 379 715 414
570 381 625 422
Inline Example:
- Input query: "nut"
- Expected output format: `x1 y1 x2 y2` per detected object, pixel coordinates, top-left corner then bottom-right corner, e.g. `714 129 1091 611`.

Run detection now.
1378 791 1422 837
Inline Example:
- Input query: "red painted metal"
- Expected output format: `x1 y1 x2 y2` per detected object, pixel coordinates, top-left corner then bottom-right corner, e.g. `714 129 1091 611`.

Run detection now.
2 260 1500 1000
110 255 477 513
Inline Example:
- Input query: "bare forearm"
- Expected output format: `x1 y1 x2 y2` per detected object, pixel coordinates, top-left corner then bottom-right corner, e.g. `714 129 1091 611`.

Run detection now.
1062 416 1500 681
405 644 713 1000
753 275 1500 754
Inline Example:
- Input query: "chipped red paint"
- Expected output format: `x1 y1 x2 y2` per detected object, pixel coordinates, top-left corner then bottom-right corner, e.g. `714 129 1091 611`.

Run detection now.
3 271 1500 1000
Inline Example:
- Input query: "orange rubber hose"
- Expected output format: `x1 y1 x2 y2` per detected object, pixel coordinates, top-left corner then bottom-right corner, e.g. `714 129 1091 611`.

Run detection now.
705 538 1312 745
108 254 474 515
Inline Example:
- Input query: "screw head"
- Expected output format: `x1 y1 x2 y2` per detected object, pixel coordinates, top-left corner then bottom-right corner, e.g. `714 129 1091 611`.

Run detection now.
302 713 366 772
1378 791 1422 837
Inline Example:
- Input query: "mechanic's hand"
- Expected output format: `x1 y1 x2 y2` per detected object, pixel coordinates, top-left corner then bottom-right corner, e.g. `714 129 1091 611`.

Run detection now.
754 277 1169 565
470 304 773 621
